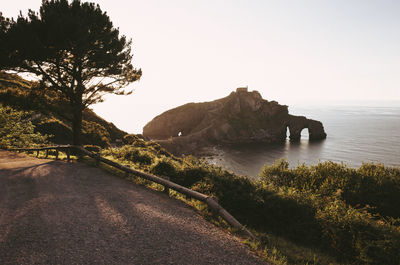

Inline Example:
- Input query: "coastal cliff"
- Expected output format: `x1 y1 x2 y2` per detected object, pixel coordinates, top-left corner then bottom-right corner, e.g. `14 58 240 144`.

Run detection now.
143 88 326 154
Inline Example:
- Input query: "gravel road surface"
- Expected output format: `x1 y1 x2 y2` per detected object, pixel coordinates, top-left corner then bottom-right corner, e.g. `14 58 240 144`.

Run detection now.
0 150 266 265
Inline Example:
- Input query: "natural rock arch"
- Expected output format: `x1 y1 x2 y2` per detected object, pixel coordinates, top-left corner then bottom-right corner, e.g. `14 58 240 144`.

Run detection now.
301 128 310 139
287 116 327 141
143 89 327 154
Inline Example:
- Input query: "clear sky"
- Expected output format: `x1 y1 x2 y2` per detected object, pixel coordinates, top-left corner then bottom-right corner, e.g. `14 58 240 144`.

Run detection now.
2 0 400 133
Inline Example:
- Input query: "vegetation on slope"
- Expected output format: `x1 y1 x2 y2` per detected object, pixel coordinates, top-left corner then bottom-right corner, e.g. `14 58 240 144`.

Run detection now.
0 72 127 147
99 140 400 265
0 103 48 148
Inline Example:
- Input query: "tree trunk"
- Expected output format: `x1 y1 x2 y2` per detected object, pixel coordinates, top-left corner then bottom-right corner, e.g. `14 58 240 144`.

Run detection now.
72 107 83 146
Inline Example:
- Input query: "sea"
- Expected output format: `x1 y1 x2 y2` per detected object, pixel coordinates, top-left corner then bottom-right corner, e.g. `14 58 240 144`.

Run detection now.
207 103 400 177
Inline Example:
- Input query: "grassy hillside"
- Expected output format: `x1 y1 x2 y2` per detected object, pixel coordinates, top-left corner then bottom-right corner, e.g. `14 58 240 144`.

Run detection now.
0 72 127 147
96 141 400 265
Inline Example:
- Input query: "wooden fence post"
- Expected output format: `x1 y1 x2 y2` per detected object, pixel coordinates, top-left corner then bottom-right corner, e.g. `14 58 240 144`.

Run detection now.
125 165 130 178
95 154 100 166
163 176 170 195
164 185 170 195
45 149 49 158
66 148 70 162
36 150 39 157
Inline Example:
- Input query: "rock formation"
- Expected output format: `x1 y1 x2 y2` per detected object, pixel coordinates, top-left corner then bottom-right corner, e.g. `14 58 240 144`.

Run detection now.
143 88 326 154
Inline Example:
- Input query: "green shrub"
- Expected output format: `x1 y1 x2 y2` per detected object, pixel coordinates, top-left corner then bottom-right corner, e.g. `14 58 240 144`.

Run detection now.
82 120 110 148
350 163 400 218
83 145 101 153
124 149 152 165
132 139 146 147
150 157 179 181
82 109 126 142
260 160 400 219
149 156 208 186
259 159 400 264
36 118 72 144
181 166 207 187
105 145 153 165
0 104 48 148
316 198 400 264
123 134 141 145
193 171 324 245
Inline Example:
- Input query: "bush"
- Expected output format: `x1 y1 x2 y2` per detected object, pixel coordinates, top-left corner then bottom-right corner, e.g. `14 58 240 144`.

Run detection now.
150 158 177 177
259 159 400 264
82 120 110 148
149 156 208 186
83 145 101 153
36 118 72 144
260 160 400 219
193 170 323 244
316 198 400 264
123 134 141 145
351 163 400 218
108 145 153 165
181 166 207 187
0 104 48 148
124 149 152 165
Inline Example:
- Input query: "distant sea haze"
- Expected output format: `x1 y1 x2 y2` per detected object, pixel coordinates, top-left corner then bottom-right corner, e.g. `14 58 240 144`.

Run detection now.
207 104 400 177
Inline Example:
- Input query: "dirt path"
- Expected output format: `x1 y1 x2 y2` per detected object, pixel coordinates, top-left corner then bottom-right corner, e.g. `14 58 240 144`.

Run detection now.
0 150 266 265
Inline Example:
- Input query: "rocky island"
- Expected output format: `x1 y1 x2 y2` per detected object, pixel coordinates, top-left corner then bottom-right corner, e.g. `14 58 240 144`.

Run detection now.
143 88 326 154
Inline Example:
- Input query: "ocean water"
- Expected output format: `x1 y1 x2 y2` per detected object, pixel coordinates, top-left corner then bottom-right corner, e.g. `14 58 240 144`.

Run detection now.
207 103 400 177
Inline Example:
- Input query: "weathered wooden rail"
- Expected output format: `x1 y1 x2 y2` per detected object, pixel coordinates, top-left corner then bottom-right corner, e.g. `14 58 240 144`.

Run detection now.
8 145 255 239
8 145 73 161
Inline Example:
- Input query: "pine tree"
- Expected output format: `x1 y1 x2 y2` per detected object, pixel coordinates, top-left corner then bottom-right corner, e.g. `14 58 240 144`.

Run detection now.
0 0 141 145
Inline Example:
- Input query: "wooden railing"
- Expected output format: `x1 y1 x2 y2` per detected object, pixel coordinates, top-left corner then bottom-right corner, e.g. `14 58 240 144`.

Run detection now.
8 145 255 239
8 145 73 161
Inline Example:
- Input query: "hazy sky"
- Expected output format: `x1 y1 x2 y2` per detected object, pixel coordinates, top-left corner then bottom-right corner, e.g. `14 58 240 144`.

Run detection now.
2 0 400 133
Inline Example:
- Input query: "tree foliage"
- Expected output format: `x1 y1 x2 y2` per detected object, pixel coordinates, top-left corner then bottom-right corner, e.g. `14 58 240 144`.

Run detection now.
0 104 48 148
0 0 141 145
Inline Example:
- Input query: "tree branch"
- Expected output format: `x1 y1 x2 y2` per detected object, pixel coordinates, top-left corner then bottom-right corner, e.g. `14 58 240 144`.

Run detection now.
32 61 62 91
83 77 125 106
